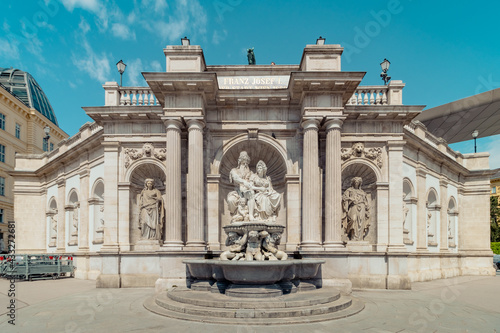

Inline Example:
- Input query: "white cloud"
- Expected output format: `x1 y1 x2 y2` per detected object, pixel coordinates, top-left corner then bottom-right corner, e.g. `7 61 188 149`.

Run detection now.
79 16 90 34
212 29 227 45
0 37 19 60
60 0 100 12
72 35 111 83
126 58 145 87
150 60 162 72
111 23 136 40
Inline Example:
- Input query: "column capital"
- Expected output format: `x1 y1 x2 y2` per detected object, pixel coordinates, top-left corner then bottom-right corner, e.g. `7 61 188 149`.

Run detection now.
301 118 321 131
185 117 205 131
324 117 346 132
162 117 184 130
387 140 406 150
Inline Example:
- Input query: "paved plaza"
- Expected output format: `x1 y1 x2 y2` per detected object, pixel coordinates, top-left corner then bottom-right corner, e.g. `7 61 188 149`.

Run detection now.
0 272 499 333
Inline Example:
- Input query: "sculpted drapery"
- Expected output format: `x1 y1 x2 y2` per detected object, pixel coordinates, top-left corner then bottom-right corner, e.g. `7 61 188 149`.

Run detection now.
138 178 164 240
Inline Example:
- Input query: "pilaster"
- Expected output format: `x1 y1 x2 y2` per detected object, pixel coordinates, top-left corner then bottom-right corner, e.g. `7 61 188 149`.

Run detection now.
415 166 428 251
101 142 120 253
387 141 406 252
56 178 66 253
439 177 449 252
77 168 90 252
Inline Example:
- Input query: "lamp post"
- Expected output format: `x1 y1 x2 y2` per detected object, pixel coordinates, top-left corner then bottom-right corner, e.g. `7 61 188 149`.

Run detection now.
116 60 126 86
43 126 50 152
380 58 391 85
472 129 479 153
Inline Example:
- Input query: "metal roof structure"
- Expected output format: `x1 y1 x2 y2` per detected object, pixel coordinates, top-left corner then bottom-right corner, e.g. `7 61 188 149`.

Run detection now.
415 88 500 144
0 67 59 125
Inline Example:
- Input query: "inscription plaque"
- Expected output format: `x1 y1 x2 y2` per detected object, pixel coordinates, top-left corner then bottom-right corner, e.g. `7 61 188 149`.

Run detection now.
217 76 290 89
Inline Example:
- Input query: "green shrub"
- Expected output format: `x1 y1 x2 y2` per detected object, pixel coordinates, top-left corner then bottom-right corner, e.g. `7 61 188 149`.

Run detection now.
491 242 500 254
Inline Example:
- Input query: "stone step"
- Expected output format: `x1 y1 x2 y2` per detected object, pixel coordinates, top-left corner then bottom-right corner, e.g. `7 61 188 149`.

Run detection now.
144 294 365 325
155 290 353 319
167 287 340 309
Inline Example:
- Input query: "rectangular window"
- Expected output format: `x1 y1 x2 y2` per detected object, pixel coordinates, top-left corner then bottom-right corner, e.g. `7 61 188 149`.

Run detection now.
50 142 54 151
0 209 3 223
15 123 20 139
0 177 5 196
43 139 48 152
0 114 4 130
0 145 5 163
493 187 498 194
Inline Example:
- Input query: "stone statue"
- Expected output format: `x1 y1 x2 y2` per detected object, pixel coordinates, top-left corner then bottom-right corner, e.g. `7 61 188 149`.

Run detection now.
227 152 281 223
245 230 266 261
227 151 257 221
262 231 287 260
138 178 164 240
220 231 247 260
402 194 409 229
250 160 281 222
247 48 256 65
342 177 371 241
72 204 79 233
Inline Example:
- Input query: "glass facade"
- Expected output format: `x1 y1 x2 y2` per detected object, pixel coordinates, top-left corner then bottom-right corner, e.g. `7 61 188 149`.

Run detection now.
0 68 58 126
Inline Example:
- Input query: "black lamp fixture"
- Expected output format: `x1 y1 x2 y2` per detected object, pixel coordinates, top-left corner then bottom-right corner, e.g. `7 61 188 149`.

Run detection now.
316 36 326 45
43 126 50 152
472 129 479 153
380 58 391 85
181 36 190 46
116 60 127 86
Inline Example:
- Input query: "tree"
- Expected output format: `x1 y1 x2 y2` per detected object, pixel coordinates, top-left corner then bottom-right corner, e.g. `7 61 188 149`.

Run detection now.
491 196 500 242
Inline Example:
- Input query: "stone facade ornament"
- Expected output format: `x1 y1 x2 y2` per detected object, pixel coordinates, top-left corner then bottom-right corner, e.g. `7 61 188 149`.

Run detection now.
341 142 383 168
138 178 164 240
48 209 57 247
124 143 167 168
341 177 371 241
68 203 79 246
221 151 285 261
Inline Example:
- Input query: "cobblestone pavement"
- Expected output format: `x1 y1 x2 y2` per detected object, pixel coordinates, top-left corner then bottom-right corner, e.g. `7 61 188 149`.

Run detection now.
1 273 499 333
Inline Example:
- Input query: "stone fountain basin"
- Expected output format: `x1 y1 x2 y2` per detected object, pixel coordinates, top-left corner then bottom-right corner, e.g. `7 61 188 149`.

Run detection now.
184 259 325 285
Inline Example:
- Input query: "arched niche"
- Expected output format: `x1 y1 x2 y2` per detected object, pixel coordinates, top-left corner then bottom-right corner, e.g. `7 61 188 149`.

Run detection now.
403 178 416 245
341 161 379 244
67 189 79 246
426 188 439 247
127 162 166 247
47 196 57 247
447 196 458 249
90 179 104 245
215 135 291 246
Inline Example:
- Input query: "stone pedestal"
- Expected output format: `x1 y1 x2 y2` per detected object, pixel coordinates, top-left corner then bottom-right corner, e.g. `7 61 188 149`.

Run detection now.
346 241 372 252
134 239 161 251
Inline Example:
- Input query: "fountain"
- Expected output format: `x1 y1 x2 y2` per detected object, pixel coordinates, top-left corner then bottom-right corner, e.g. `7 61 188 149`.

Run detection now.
145 152 364 324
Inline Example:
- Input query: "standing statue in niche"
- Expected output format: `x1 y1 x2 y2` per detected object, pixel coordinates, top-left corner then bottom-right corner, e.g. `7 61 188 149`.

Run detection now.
72 204 79 233
402 194 409 229
138 178 164 240
227 151 257 221
342 177 371 241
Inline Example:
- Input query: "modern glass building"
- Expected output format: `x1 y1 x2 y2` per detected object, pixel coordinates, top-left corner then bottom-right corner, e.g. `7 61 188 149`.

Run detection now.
0 67 58 125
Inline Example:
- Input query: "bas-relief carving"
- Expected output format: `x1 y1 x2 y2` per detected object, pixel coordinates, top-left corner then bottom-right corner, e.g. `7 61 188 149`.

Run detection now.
124 143 166 168
341 177 371 242
221 151 285 261
341 142 383 168
138 178 164 240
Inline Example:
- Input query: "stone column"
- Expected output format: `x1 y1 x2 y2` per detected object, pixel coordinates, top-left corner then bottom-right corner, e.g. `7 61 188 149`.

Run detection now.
387 141 406 252
323 118 345 249
206 174 220 251
416 166 428 251
163 118 184 250
285 175 301 251
56 178 66 253
117 183 131 251
185 118 205 250
300 118 322 249
101 142 120 252
439 178 449 252
78 168 90 252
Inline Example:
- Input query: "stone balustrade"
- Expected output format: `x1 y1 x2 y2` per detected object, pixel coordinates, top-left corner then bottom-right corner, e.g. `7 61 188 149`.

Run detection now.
103 82 158 106
348 80 406 106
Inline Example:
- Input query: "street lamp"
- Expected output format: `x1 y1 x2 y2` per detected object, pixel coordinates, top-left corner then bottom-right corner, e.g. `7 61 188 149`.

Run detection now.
380 58 391 85
472 129 479 153
116 60 126 86
43 126 50 152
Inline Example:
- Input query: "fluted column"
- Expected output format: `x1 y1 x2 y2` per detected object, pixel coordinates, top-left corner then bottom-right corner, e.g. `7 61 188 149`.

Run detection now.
416 166 428 251
323 118 345 248
300 118 322 249
163 118 184 250
186 118 206 249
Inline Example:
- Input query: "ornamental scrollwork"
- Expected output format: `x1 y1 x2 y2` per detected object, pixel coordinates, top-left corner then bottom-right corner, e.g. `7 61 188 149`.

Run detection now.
124 143 166 168
341 142 383 168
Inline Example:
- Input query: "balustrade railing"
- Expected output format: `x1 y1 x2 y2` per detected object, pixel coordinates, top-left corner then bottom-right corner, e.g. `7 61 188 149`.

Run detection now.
118 87 158 106
348 86 388 105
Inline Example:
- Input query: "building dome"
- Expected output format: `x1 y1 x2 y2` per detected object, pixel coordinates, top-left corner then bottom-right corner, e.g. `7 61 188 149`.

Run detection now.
0 67 58 126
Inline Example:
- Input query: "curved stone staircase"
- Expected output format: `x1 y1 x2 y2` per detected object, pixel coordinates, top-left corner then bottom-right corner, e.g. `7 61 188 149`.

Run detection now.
144 287 364 325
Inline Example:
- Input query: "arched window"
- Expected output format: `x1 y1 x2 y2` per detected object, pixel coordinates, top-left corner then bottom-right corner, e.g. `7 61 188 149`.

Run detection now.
447 197 458 249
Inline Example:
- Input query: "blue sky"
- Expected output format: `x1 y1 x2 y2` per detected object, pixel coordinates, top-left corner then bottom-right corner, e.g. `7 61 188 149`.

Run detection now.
2 0 500 167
